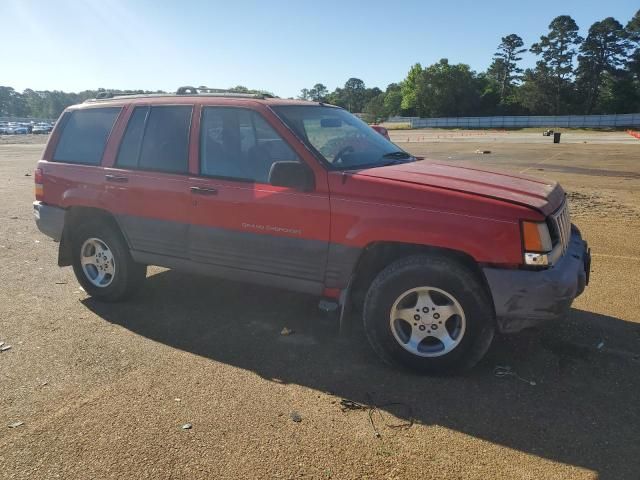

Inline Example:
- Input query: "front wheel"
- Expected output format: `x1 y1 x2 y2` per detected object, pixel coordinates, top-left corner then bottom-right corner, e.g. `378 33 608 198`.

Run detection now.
71 220 146 302
363 255 495 374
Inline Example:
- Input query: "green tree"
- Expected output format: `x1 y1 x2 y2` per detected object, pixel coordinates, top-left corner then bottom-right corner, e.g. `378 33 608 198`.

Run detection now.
576 17 631 113
383 84 403 117
326 87 345 108
400 63 422 115
0 87 27 117
490 34 527 101
516 62 557 114
309 83 328 102
595 71 640 113
342 77 366 112
531 15 583 114
414 59 481 117
363 92 387 122
626 10 640 79
474 73 501 115
298 88 311 100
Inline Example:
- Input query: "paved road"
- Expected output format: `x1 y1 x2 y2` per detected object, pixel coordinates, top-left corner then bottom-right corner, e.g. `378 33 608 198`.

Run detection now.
1 144 639 479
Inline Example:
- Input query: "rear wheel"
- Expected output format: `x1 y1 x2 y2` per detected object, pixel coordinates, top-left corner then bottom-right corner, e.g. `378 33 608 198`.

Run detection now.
363 254 495 374
71 220 146 302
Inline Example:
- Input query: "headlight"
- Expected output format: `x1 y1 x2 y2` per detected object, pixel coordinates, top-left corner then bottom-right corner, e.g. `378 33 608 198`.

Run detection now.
521 221 553 266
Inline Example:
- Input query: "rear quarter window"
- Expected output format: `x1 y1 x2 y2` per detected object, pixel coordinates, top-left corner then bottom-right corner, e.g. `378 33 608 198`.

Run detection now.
53 107 121 165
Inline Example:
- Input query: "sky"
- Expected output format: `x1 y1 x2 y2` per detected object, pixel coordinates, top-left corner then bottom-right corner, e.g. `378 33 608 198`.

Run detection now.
1 0 637 98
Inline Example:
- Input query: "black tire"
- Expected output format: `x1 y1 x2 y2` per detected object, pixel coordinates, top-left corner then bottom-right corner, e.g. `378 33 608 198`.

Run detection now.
71 220 146 302
363 254 495 374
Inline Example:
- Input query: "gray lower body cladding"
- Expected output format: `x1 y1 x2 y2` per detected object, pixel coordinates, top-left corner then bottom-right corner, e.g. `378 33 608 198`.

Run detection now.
116 215 361 294
33 206 362 294
189 224 329 282
483 227 589 333
33 201 65 242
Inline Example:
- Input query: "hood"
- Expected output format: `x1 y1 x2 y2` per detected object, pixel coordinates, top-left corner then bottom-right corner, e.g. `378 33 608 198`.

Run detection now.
354 160 564 215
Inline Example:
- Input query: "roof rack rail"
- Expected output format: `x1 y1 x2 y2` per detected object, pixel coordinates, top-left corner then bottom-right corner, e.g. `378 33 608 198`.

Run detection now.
84 87 278 103
176 86 275 99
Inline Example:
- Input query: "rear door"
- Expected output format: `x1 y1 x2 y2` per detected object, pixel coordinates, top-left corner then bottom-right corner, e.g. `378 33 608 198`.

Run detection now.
188 105 331 294
44 106 122 210
103 104 194 259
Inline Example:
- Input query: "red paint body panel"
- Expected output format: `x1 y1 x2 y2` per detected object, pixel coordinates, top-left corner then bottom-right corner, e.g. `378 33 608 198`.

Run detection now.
37 96 567 292
355 161 562 216
327 171 536 265
188 176 330 242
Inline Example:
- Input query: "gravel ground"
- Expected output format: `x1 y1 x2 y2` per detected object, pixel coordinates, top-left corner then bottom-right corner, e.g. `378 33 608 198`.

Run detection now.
0 134 50 146
1 134 639 479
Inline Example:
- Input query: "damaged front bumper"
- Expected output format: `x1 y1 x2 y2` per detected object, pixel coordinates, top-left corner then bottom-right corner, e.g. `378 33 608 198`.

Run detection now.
483 226 590 333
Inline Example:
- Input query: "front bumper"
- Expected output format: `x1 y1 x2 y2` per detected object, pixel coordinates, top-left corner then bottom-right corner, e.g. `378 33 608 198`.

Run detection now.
33 201 66 242
482 226 590 333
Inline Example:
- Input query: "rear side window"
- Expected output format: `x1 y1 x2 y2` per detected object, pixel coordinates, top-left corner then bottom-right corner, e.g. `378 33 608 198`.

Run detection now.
116 106 192 173
53 108 121 165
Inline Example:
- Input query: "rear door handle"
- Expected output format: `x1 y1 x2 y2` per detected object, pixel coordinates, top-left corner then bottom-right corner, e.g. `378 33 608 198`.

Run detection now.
190 186 218 195
105 174 128 183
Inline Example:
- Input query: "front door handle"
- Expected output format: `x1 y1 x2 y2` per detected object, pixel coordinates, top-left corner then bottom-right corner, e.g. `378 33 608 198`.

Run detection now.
105 174 128 183
190 186 218 196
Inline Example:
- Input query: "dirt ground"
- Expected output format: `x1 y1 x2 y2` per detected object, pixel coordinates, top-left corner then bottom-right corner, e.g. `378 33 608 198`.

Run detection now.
1 131 639 479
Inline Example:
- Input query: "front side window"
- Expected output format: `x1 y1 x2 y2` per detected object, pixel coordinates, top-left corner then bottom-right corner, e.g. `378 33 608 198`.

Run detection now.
116 106 192 173
200 107 301 183
53 107 121 165
273 106 412 170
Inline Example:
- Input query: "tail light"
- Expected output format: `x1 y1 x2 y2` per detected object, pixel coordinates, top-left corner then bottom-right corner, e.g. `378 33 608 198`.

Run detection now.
34 167 44 201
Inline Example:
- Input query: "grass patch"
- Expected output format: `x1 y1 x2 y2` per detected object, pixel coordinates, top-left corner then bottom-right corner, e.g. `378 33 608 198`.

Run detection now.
380 122 412 130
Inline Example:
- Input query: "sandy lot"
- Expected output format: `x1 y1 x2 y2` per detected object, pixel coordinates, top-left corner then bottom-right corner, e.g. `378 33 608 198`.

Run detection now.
1 131 639 479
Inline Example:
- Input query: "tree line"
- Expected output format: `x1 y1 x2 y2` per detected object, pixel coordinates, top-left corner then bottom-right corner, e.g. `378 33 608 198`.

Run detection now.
1 11 638 121
0 86 269 120
299 11 640 120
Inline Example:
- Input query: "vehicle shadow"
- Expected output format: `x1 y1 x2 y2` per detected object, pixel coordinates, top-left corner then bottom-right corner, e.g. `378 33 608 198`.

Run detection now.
82 269 640 479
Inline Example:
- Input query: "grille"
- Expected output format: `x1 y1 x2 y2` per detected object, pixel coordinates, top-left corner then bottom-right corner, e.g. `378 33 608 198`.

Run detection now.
549 201 571 255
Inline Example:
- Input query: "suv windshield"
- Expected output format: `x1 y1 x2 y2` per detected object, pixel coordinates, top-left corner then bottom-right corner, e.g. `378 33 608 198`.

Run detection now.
272 106 413 170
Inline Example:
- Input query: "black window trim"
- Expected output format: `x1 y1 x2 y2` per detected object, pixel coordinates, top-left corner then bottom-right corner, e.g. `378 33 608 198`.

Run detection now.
52 106 123 166
114 104 194 175
197 105 302 185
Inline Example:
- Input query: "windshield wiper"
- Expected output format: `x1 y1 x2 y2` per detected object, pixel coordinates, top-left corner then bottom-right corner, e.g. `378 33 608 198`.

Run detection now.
377 151 414 167
382 151 411 159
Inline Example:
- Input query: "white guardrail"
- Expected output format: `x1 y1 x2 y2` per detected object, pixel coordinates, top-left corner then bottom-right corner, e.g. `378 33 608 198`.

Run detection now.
387 113 640 129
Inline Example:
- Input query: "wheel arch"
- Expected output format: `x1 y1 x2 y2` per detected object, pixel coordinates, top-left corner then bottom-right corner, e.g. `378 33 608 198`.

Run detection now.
347 241 494 315
58 207 126 266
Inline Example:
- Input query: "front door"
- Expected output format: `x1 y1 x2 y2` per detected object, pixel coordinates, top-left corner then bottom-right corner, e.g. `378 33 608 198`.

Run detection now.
188 106 330 294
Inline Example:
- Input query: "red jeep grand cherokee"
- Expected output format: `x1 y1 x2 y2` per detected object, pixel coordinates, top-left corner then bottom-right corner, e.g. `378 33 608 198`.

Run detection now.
33 87 590 373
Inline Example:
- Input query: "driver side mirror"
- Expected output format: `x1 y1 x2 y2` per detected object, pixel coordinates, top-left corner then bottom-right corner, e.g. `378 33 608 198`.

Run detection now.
268 161 315 191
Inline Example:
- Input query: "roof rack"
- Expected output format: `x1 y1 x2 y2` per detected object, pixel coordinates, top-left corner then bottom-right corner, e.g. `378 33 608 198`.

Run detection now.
177 86 275 98
85 86 276 103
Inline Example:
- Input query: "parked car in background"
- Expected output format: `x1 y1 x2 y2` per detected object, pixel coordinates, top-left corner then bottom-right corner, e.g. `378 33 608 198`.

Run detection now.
33 88 590 374
11 125 29 134
370 124 390 140
1 122 29 134
33 123 53 134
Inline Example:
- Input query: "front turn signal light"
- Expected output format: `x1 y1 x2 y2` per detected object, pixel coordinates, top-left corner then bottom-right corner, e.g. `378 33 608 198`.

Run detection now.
522 221 553 253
